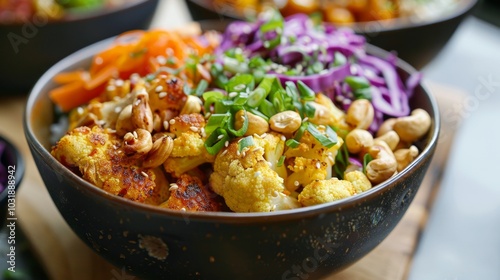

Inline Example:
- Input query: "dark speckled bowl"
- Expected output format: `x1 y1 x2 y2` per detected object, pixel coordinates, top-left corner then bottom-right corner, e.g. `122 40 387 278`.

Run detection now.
24 38 439 279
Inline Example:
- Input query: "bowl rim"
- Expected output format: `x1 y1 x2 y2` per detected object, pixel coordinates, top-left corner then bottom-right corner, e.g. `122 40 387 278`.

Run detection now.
0 0 158 26
24 36 440 224
188 0 478 33
0 134 25 203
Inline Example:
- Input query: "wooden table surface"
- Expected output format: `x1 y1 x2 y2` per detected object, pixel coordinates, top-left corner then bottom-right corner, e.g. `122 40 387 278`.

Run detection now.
0 82 465 280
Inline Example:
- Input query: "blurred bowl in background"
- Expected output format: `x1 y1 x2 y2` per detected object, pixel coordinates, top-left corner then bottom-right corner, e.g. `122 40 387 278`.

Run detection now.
0 0 160 94
0 135 25 227
185 0 478 69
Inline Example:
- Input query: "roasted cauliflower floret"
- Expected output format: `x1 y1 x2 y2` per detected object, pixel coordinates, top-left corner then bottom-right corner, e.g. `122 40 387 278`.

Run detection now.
160 174 222 211
163 113 215 177
253 132 287 179
297 170 372 207
284 127 343 190
51 126 161 203
209 137 300 212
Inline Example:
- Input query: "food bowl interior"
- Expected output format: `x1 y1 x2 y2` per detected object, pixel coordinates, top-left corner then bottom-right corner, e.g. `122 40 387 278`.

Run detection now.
186 0 478 69
0 0 159 94
24 35 440 279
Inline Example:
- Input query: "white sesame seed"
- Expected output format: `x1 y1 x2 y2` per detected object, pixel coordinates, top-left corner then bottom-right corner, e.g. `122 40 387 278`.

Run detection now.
268 161 273 167
294 181 300 187
205 112 212 119
180 207 186 212
236 150 241 156
169 183 179 191
253 133 261 138
169 119 176 125
228 92 238 98
115 79 124 87
163 121 169 130
134 99 141 106
315 162 321 169
272 190 279 197
217 134 224 140
224 141 229 147
156 55 167 65
260 133 267 138
141 171 149 178
302 117 309 122
190 126 199 132
133 131 138 138
221 149 228 156
200 127 206 138
280 135 286 141
237 138 244 143
114 107 122 114
242 151 246 157
234 84 246 91
254 171 262 178
155 85 164 93
328 155 335 163
77 107 84 115
271 204 277 211
159 92 167 99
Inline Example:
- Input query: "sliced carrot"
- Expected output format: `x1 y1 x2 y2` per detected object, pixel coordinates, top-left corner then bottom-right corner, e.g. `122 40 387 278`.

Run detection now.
84 64 117 90
53 71 86 84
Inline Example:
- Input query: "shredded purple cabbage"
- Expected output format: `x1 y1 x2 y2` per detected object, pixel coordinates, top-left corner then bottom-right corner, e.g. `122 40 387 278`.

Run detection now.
215 12 422 131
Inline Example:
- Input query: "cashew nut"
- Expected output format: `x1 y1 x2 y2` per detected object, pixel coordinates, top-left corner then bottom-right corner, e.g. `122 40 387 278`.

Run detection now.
152 113 162 132
394 145 419 172
345 129 374 154
346 99 374 130
180 95 203 115
234 110 269 136
116 105 134 136
142 135 174 168
376 118 397 137
132 89 154 132
122 129 153 155
374 130 400 151
393 109 431 142
269 110 302 134
365 141 397 184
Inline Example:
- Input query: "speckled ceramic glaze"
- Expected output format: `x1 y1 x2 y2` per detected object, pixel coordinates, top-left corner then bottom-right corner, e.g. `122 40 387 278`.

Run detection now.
24 38 439 280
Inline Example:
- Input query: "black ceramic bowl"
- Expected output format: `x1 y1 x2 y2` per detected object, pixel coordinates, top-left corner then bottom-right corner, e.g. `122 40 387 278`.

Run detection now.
186 0 477 69
0 0 159 94
0 135 25 226
24 38 440 279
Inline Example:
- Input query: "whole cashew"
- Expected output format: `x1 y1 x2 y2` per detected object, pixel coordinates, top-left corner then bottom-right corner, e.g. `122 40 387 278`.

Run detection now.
345 129 374 154
393 109 431 142
374 130 400 151
394 145 419 172
180 95 203 115
376 118 397 137
365 141 397 184
132 89 154 133
234 110 269 136
116 105 134 136
122 129 153 155
269 111 302 134
346 99 374 130
142 135 174 168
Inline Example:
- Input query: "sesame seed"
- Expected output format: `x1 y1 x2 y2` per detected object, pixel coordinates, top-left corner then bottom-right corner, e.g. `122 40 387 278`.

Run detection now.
228 92 238 98
242 151 246 157
271 204 277 211
302 117 309 122
134 99 141 106
294 181 300 187
159 92 167 99
237 138 243 143
114 107 122 114
318 110 324 117
169 119 176 125
234 84 246 91
180 207 186 212
133 131 138 138
205 112 212 119
155 85 164 93
163 121 169 130
200 127 206 138
280 135 286 141
236 150 241 156
169 183 178 191
260 133 267 138
217 134 224 140
224 141 229 147
254 171 261 178
156 55 167 65
141 171 149 178
190 126 199 132
221 149 228 156
268 161 273 167
328 156 335 163
315 162 321 169
107 85 116 91
115 79 124 87
272 190 279 197
77 107 84 115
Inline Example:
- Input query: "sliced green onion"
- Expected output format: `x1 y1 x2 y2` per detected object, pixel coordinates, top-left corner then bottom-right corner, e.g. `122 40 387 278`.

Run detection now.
333 52 347 67
345 76 371 90
247 87 267 108
203 91 225 113
194 79 208 97
238 136 254 152
226 74 254 93
277 155 286 167
363 153 373 174
227 110 248 137
297 81 316 101
259 99 277 117
204 112 231 134
303 102 316 118
259 10 283 49
325 126 338 144
293 122 309 142
285 139 300 148
334 143 349 179
307 123 337 148
353 87 372 101
247 107 270 121
205 128 230 155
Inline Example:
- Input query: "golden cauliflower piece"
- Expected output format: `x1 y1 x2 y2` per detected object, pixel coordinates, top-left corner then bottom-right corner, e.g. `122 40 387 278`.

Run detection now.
210 136 300 212
160 174 222 211
297 170 372 207
51 126 160 203
163 113 215 177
